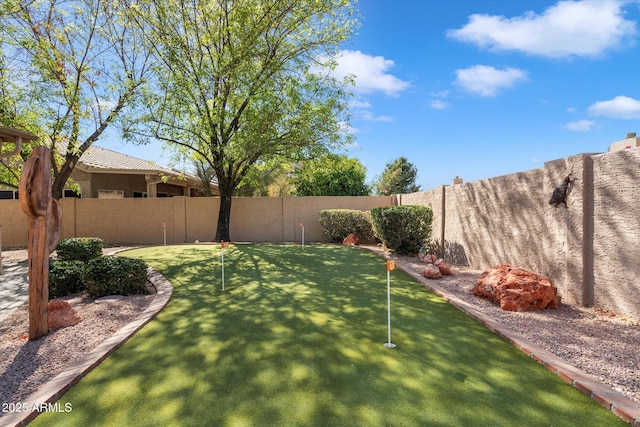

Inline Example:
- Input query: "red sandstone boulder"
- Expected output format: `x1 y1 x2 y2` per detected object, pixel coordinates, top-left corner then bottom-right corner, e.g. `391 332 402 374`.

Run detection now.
48 299 82 330
418 253 437 264
473 264 558 312
435 258 452 275
342 233 360 246
422 264 442 279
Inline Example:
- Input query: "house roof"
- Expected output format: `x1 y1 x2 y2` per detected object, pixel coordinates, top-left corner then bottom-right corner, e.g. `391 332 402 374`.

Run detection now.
78 145 176 175
77 145 218 194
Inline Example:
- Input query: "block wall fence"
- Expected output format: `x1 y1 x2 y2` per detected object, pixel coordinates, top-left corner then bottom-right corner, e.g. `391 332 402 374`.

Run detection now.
1 148 638 321
399 148 640 322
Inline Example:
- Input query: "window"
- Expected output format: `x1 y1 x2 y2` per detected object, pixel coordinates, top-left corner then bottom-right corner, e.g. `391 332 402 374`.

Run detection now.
63 189 81 198
0 190 17 200
133 192 148 198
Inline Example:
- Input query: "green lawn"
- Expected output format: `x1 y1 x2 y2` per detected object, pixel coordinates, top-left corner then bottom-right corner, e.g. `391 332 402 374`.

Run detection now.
34 244 626 426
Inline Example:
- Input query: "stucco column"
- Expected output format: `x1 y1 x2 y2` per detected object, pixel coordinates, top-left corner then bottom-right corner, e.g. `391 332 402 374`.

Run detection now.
145 174 160 198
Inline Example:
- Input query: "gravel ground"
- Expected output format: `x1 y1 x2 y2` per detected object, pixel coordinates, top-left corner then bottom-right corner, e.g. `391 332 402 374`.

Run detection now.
0 247 154 411
1 246 638 413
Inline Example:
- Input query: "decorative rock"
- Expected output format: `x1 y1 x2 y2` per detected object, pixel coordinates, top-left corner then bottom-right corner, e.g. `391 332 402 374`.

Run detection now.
342 233 360 246
473 264 558 312
435 258 452 275
418 253 437 264
422 264 442 279
48 299 82 330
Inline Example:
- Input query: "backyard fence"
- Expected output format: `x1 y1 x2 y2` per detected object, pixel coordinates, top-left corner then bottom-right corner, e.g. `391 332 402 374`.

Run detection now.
400 148 640 322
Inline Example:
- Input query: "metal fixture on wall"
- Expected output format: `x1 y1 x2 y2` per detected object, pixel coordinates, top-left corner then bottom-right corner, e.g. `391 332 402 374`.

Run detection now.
548 173 577 208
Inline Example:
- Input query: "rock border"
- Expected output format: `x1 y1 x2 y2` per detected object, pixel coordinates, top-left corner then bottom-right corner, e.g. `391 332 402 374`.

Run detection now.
0 268 173 427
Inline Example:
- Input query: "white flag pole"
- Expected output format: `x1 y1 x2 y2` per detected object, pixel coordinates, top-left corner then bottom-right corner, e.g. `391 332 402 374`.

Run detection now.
384 260 396 348
300 223 305 251
221 241 229 291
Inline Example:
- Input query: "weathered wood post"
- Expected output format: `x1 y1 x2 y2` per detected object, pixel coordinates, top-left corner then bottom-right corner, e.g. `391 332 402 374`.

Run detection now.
18 146 62 340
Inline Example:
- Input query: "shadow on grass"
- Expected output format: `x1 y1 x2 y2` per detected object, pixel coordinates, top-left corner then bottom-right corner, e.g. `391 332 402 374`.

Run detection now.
32 245 626 426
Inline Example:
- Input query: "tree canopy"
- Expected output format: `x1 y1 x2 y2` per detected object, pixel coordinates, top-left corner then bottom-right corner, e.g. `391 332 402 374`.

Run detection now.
374 156 421 195
0 0 151 198
292 153 369 196
125 0 357 241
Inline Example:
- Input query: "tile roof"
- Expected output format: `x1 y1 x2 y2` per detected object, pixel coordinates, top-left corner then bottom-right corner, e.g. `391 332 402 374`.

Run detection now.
79 145 175 174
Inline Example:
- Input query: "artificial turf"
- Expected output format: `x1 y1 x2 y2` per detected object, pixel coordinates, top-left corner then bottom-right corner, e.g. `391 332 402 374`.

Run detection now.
33 244 626 426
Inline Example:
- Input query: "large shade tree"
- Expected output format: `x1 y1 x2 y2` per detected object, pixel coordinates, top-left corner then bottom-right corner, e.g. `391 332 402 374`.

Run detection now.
125 0 357 241
0 0 151 198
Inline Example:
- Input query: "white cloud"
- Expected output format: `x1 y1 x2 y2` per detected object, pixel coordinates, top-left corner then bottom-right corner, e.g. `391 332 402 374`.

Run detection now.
348 100 372 109
447 1 637 58
332 50 410 96
587 96 640 119
454 65 528 97
358 111 394 122
565 119 596 131
430 100 451 110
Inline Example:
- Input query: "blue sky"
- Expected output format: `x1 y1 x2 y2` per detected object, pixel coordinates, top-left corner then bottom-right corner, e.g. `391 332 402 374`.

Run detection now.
102 0 640 191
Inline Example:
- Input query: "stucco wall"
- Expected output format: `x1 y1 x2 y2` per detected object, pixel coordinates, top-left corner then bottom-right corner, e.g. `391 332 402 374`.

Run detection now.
0 196 391 248
401 149 639 321
591 148 640 321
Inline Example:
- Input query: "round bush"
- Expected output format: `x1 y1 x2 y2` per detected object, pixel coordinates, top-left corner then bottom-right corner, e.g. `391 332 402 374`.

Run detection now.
370 205 433 255
318 209 375 243
85 256 149 298
49 260 86 299
56 237 103 262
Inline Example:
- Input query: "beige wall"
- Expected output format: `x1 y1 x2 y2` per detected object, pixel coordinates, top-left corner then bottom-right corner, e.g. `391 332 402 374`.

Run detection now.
0 195 391 248
401 149 640 322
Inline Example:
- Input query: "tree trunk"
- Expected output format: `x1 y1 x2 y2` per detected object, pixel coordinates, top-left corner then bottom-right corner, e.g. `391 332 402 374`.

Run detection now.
216 192 232 242
51 153 79 200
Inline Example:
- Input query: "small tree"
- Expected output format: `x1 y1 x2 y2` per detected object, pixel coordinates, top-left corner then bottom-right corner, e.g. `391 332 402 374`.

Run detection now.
292 153 370 196
374 156 421 195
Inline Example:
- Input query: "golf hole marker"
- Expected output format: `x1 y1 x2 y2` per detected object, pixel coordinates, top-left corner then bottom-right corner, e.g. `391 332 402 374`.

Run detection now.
384 260 397 349
221 240 230 290
162 222 167 246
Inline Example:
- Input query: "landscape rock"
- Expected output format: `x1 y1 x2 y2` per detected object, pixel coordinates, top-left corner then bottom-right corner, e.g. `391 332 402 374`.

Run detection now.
435 258 452 275
473 264 558 312
342 233 360 246
48 299 82 330
422 264 442 279
418 253 437 264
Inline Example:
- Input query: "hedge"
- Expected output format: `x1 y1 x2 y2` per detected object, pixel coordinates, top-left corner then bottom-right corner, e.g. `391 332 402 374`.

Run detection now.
56 237 103 262
49 260 86 299
370 205 433 255
318 209 375 243
85 256 149 298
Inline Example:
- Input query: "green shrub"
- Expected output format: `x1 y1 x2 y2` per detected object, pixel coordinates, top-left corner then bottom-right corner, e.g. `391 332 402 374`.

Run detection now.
49 260 86 299
318 209 375 243
56 237 103 262
370 205 433 255
85 256 149 298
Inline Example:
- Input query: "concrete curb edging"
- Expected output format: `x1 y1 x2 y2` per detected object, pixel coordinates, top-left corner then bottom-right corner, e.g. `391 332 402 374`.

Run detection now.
387 253 640 426
0 268 173 427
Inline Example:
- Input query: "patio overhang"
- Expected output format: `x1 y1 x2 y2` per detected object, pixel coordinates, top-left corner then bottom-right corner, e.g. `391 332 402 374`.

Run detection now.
0 126 38 158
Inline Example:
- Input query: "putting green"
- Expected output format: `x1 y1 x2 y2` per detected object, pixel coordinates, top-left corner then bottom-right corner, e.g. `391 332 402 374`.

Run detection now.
33 244 626 426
